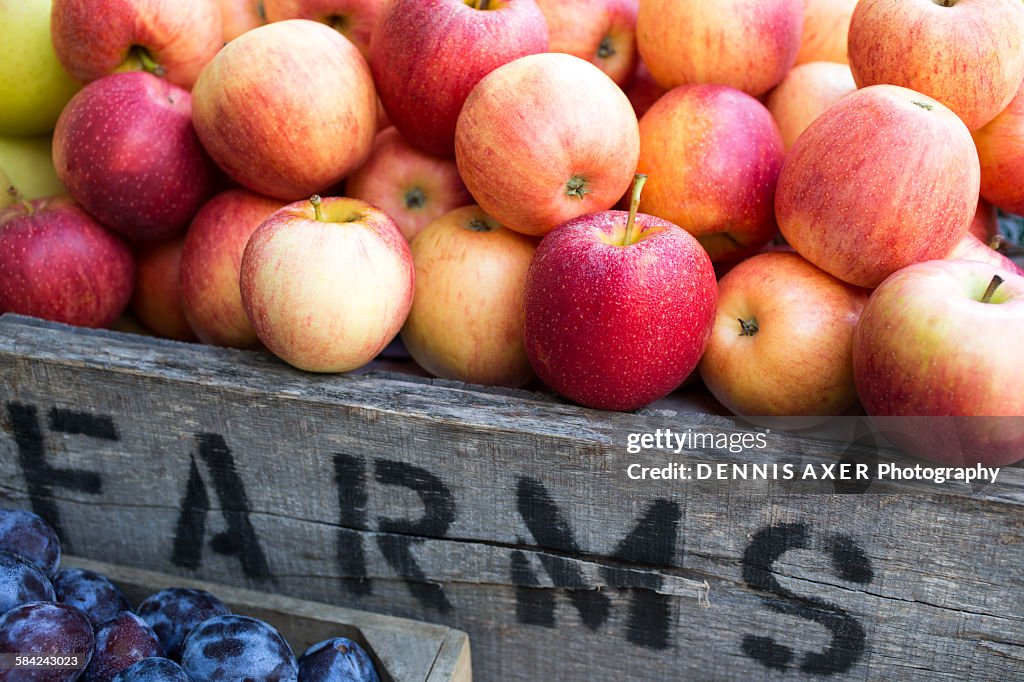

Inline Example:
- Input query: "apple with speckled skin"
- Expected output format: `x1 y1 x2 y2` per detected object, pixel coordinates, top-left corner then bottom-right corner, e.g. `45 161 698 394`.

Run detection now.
402 205 536 387
973 82 1024 215
637 84 784 262
848 0 1024 131
180 189 284 347
217 0 266 41
346 127 472 242
456 53 639 237
53 72 217 243
946 233 1024 278
371 0 548 158
854 260 1024 466
766 61 856 151
51 0 222 89
777 85 979 289
523 176 717 411
264 0 383 60
699 252 868 417
0 196 134 327
193 20 376 200
240 196 414 373
637 0 802 97
796 0 858 65
536 0 638 85
132 236 196 341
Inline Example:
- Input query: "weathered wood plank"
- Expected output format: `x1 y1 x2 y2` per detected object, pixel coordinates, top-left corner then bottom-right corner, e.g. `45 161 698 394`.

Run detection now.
1 316 1021 681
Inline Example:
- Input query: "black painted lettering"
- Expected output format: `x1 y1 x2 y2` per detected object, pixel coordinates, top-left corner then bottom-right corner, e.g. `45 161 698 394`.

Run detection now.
6 403 108 548
741 523 871 675
333 453 371 596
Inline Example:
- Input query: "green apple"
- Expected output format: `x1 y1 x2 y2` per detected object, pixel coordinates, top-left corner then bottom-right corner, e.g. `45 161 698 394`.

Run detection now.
0 135 67 198
0 0 80 136
0 168 11 208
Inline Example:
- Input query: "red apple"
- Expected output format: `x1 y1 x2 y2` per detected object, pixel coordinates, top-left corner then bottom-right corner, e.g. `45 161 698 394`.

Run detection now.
636 0 803 97
637 84 784 262
848 0 1024 131
765 61 856 151
264 0 383 60
946 233 1024 278
623 58 667 119
796 0 858 65
777 85 979 289
370 0 548 158
401 205 536 387
217 0 266 41
51 0 222 89
522 175 717 411
969 197 998 243
131 236 196 341
456 53 639 237
972 81 1024 215
346 127 472 242
192 20 376 200
180 189 284 347
240 196 414 372
854 260 1024 466
535 0 638 85
0 195 134 328
699 252 868 416
53 72 218 243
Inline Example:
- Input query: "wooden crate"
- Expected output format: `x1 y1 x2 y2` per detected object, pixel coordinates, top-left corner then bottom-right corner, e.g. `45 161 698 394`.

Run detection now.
1 315 1021 681
60 556 470 682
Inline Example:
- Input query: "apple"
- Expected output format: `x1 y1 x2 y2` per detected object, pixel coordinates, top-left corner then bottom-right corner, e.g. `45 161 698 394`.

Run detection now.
240 196 414 373
946 233 1024 278
535 0 638 85
53 72 218 242
131 236 197 342
637 84 784 262
346 127 473 242
0 172 10 209
765 61 856 151
776 85 979 289
969 197 998 243
636 0 803 97
456 53 639 237
264 0 383 60
699 252 868 416
370 0 548 158
623 58 667 119
50 0 222 89
180 189 284 348
0 195 134 328
854 260 1024 466
193 20 376 200
0 135 66 199
218 0 266 41
522 175 717 411
401 205 536 387
796 0 858 65
972 81 1024 215
0 0 80 136
848 0 1024 131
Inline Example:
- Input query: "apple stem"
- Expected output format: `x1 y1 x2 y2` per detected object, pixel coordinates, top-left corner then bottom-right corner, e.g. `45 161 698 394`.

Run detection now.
738 318 759 337
475 0 491 9
981 274 1004 304
310 194 324 222
132 47 166 78
622 174 648 246
7 186 33 215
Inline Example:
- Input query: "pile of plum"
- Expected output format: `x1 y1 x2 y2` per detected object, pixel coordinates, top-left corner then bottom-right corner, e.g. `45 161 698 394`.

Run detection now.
0 508 379 681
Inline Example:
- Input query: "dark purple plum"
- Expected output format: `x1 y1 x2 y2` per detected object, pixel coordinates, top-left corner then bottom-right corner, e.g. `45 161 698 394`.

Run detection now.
0 601 94 682
52 569 132 628
135 588 229 660
0 550 56 614
180 615 297 682
111 657 190 682
0 509 61 577
82 611 163 682
298 637 380 682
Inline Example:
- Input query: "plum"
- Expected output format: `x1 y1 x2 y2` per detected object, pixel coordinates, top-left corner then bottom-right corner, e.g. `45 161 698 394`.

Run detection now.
82 611 163 682
0 509 61 577
180 614 297 681
111 657 190 682
298 637 380 682
52 568 132 628
0 550 55 614
135 588 229 660
0 601 94 682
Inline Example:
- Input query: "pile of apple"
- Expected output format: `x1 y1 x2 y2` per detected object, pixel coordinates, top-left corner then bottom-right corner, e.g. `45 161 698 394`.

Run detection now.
2 0 1024 467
